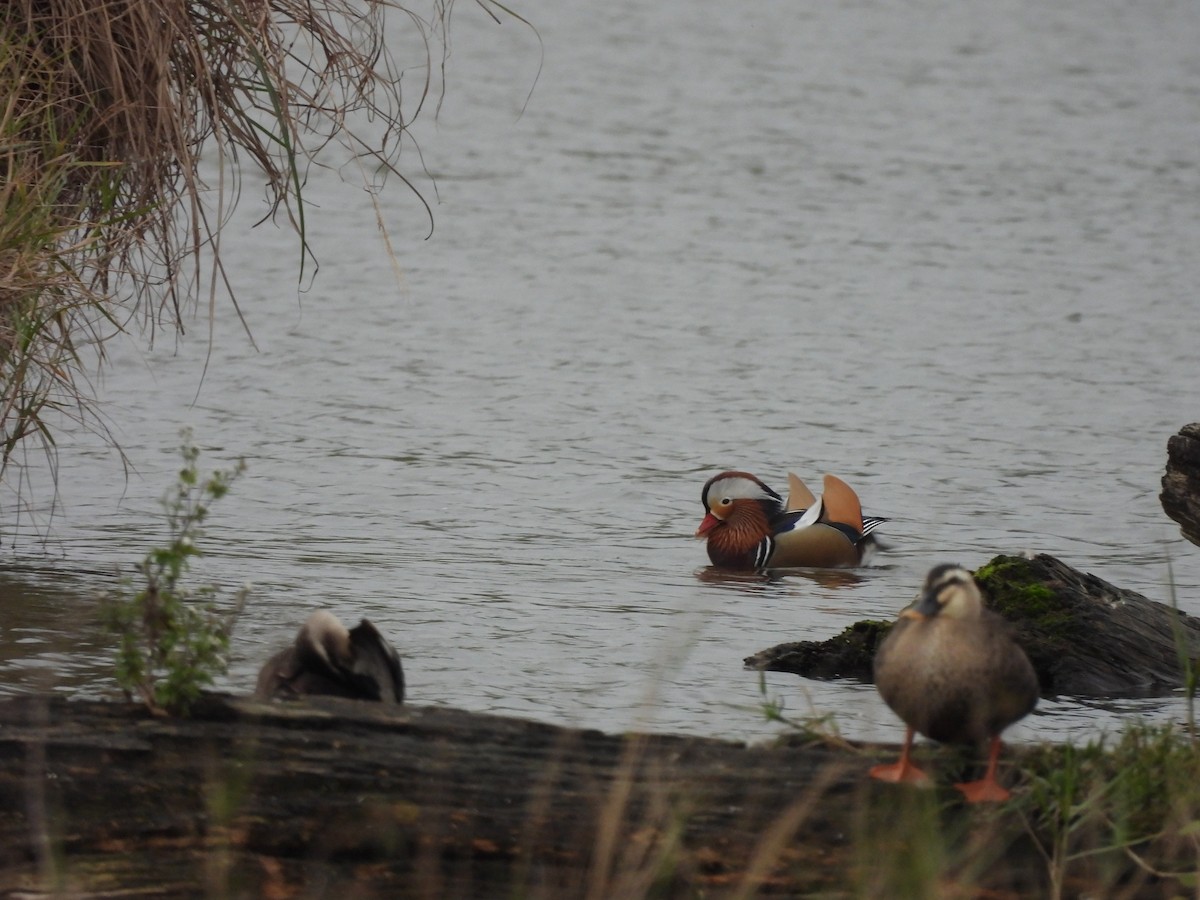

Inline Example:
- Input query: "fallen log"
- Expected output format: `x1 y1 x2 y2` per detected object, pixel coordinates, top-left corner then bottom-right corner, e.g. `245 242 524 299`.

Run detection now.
1162 422 1200 548
746 553 1200 697
0 694 1050 898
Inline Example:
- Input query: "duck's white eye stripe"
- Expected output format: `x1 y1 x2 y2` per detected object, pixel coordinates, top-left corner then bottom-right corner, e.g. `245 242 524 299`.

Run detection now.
714 477 771 500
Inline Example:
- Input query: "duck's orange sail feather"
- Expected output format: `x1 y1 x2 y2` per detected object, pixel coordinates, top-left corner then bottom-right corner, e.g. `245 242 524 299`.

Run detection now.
785 472 817 512
820 474 864 534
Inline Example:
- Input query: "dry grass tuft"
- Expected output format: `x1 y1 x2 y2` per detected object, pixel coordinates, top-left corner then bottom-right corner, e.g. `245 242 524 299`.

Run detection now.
1 0 522 515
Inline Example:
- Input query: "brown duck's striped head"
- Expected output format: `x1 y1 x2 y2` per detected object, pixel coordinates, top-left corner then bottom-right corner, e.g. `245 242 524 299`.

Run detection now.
904 564 984 621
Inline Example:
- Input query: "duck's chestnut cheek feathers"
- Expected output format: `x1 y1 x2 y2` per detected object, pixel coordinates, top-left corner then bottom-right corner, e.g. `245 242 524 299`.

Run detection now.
696 511 723 537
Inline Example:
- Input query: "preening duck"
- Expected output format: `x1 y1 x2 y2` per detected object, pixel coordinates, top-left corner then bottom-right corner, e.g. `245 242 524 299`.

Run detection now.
871 564 1039 803
255 610 405 704
696 471 886 570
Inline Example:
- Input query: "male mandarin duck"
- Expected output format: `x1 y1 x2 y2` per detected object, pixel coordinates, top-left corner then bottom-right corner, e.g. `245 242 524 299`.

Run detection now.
255 610 405 704
696 471 886 570
871 564 1039 803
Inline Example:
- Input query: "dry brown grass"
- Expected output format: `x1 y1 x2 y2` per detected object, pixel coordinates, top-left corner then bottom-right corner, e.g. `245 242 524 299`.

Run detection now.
1 0 522 513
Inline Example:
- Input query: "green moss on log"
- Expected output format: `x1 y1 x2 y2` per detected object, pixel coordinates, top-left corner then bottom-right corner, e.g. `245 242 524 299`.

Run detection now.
974 555 1075 642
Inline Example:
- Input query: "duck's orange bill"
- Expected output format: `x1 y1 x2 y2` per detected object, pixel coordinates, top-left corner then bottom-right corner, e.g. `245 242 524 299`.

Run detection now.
696 512 721 537
899 608 927 621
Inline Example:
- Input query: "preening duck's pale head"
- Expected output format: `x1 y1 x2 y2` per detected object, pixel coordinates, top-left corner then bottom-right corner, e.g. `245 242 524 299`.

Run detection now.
300 609 353 667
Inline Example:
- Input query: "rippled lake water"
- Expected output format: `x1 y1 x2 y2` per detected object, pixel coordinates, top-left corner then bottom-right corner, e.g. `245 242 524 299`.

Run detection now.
2 0 1199 748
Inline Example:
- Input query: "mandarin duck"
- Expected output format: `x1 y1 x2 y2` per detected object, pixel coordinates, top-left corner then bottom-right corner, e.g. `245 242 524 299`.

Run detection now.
255 610 404 703
696 471 886 570
871 564 1039 803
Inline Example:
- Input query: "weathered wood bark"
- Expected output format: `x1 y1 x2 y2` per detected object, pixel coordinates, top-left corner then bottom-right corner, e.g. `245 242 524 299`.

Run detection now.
0 694 1053 898
1162 423 1200 548
743 620 893 684
747 553 1200 697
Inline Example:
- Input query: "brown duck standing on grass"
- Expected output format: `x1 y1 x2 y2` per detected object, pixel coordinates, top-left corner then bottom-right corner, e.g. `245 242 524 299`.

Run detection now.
255 610 405 703
696 471 886 570
871 564 1039 803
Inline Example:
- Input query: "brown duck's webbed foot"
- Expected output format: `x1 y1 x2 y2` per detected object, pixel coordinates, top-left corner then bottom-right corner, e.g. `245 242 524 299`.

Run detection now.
954 777 1011 803
954 736 1012 803
869 727 932 785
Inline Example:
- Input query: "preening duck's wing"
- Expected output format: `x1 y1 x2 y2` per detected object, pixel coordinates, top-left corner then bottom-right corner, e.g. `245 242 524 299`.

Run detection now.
349 619 405 703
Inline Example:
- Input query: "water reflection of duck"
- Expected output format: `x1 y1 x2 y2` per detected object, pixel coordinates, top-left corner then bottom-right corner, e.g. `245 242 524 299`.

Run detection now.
871 564 1038 803
695 566 866 590
695 471 886 570
255 610 404 703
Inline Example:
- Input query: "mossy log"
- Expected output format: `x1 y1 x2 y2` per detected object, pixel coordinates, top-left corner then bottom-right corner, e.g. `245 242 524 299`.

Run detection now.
1162 423 1200 548
746 553 1200 697
0 694 1055 898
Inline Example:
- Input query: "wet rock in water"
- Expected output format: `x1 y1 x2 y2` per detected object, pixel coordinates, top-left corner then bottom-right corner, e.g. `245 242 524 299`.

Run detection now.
1162 422 1200 548
746 553 1200 698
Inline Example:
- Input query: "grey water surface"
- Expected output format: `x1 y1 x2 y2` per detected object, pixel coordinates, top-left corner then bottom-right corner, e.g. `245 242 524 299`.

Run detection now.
2 0 1199 748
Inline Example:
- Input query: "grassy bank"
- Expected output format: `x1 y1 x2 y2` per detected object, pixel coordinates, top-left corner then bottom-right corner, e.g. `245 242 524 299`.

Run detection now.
0 0 511 515
3 694 1200 898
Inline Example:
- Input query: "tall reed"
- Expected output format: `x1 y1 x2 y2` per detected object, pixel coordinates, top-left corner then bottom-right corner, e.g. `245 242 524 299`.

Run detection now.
1 0 522 513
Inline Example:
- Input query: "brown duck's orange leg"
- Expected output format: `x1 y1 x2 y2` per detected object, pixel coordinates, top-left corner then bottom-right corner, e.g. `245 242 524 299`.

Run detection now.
870 727 932 785
954 736 1011 803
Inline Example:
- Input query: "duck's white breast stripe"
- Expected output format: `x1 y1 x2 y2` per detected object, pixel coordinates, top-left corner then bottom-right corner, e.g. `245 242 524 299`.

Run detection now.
755 536 775 569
